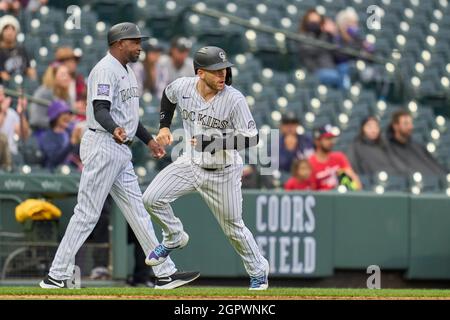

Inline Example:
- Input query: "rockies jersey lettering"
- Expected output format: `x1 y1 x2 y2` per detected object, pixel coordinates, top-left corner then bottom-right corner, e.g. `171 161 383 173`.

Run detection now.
120 86 139 102
86 52 140 138
180 109 230 129
165 76 257 168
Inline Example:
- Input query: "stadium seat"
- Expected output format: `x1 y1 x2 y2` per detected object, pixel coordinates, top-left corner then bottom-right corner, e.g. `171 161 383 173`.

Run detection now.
377 175 409 192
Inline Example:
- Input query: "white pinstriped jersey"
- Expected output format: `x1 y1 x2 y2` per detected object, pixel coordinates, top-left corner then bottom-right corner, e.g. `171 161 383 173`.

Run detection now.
165 76 258 168
86 52 140 138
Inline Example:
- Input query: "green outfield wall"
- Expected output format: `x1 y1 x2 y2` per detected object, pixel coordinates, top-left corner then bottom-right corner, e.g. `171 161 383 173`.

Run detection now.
1 174 450 280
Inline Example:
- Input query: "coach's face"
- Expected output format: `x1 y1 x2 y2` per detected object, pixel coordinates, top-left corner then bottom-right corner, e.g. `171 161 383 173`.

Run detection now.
199 68 226 91
120 39 142 63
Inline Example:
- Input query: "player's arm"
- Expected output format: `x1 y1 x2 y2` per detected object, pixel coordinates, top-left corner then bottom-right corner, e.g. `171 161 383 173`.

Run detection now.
93 99 119 134
93 100 126 144
135 121 165 159
91 69 127 144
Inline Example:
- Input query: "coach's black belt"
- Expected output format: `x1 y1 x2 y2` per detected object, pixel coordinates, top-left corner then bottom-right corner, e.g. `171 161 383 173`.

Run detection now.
89 128 132 146
201 165 231 171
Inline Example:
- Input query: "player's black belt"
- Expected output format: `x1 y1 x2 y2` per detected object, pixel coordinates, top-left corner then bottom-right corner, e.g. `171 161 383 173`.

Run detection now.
201 165 231 171
89 128 132 146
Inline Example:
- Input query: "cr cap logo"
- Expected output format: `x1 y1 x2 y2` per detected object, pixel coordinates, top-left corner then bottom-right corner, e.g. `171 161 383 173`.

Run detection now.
219 51 226 62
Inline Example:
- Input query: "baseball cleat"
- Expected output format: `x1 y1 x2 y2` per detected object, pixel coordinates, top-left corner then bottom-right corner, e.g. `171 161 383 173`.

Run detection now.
249 263 269 291
145 231 189 266
39 275 69 289
154 271 200 290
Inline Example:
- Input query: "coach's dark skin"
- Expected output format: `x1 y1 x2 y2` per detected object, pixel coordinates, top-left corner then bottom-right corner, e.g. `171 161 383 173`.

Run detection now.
108 38 165 158
110 38 142 66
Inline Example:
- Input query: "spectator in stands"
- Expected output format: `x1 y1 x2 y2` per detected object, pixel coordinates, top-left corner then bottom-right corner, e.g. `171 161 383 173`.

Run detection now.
0 85 30 158
335 8 374 59
130 40 163 96
155 36 195 99
0 1 21 15
284 159 316 191
334 8 389 98
0 131 11 170
309 124 362 190
278 111 314 172
25 0 48 12
387 110 447 176
29 62 72 135
0 15 37 83
38 100 82 170
298 9 349 90
54 47 86 108
347 116 403 176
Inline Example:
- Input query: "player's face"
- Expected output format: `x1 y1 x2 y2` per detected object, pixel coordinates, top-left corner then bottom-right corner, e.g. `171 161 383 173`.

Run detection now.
201 68 227 91
122 39 142 63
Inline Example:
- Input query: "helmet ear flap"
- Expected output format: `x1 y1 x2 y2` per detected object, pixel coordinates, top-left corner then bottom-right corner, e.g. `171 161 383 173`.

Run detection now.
225 67 232 85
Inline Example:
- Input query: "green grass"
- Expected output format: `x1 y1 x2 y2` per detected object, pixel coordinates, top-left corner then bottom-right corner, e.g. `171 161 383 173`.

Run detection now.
1 287 450 298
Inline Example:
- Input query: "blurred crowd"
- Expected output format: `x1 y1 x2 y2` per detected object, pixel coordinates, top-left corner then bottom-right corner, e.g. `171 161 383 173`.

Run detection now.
298 7 388 97
278 110 446 191
0 7 447 194
0 11 196 173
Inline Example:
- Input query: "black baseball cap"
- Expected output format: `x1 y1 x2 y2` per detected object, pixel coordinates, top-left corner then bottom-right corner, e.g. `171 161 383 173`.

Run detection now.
313 124 338 139
281 111 299 124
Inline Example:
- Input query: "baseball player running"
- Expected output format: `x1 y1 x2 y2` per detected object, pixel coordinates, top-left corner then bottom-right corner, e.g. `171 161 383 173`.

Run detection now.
40 22 199 289
143 46 269 290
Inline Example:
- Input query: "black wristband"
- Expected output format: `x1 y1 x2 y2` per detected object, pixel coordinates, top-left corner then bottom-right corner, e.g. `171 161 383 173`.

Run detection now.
135 122 153 145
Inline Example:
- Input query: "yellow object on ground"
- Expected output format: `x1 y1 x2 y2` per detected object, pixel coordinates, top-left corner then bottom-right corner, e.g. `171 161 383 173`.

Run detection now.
15 199 62 223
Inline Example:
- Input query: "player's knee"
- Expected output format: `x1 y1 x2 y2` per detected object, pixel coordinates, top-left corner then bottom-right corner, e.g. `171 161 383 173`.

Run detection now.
142 189 162 209
73 206 101 229
222 219 245 239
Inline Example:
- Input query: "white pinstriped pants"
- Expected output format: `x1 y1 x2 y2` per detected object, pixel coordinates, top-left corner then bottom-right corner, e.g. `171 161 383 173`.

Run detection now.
142 155 268 277
49 130 177 280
